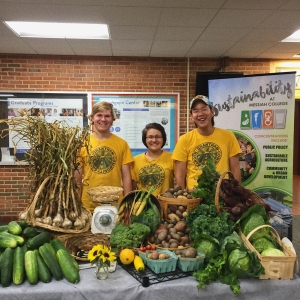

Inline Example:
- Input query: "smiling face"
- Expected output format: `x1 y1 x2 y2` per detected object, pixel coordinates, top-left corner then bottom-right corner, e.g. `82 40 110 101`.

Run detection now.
91 108 114 134
190 101 214 131
145 128 164 151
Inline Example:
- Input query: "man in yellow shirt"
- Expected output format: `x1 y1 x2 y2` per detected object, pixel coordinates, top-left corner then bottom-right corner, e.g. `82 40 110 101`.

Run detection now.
172 95 241 190
75 101 133 212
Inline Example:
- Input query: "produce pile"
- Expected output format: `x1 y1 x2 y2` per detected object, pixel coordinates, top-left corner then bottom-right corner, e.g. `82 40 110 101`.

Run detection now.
0 221 80 287
0 114 91 231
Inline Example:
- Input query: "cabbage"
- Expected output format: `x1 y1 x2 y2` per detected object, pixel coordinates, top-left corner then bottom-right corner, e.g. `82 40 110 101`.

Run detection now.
228 249 250 278
240 212 270 241
252 237 276 253
261 248 285 256
196 239 218 259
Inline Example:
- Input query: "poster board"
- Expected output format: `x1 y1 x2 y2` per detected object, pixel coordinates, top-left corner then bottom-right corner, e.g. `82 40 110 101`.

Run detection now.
208 72 295 207
0 92 88 162
91 93 179 156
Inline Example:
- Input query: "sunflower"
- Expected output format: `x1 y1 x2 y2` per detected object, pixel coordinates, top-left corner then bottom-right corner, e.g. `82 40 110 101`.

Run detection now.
100 246 116 265
88 244 103 263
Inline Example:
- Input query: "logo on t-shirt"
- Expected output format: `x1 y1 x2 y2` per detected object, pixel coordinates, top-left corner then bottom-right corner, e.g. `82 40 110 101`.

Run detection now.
192 142 221 167
89 146 117 174
138 164 164 190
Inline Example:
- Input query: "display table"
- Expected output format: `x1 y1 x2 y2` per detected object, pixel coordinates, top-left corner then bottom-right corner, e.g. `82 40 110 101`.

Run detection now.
1 265 299 300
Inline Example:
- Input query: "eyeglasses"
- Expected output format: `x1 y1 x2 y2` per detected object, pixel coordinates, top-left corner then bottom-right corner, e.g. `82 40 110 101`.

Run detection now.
146 135 163 140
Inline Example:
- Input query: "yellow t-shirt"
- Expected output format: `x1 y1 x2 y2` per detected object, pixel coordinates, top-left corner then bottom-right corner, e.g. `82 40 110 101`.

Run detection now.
171 128 241 190
78 134 133 212
131 151 174 196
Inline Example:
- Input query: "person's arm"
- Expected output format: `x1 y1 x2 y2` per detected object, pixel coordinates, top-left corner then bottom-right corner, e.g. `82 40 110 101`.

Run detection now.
74 165 83 200
121 163 133 196
174 160 187 189
229 155 241 184
132 180 138 191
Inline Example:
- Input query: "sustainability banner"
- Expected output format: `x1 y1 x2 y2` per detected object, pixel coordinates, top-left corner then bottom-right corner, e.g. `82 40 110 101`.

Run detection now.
208 72 295 207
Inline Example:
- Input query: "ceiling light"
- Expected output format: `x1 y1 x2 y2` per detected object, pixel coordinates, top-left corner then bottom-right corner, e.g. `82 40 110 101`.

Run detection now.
4 21 110 39
281 30 300 42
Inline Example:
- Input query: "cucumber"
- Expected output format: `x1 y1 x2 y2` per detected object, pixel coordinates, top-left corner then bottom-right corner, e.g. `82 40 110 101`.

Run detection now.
39 244 63 281
27 231 51 250
7 221 22 235
0 231 24 245
1 247 14 287
22 227 39 239
0 233 18 249
42 242 56 258
34 249 51 283
18 220 29 230
51 238 79 270
0 225 8 232
57 249 80 284
24 250 38 285
12 246 25 285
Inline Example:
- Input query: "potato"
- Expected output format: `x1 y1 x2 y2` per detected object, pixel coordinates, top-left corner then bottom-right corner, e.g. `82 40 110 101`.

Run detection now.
151 250 159 260
177 232 185 237
180 236 190 245
168 227 177 235
163 242 170 248
157 231 167 242
163 192 174 198
168 238 178 244
169 217 178 225
169 242 178 248
173 185 182 192
184 247 197 258
159 253 166 260
174 221 186 232
178 205 186 213
168 204 178 212
170 232 181 242
167 223 174 229
175 210 183 218
177 195 187 199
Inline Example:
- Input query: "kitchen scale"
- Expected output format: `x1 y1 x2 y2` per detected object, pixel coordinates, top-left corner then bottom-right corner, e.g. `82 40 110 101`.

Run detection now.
91 202 118 234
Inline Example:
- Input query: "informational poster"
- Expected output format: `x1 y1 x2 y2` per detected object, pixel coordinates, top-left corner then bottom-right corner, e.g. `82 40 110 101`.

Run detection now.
0 92 88 162
91 93 179 156
208 72 295 207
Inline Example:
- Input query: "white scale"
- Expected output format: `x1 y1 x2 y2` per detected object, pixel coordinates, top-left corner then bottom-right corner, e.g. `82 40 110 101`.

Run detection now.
91 202 118 234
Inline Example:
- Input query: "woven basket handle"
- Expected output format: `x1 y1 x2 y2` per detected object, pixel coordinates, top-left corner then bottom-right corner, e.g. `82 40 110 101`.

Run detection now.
245 224 280 241
27 175 53 226
215 171 235 213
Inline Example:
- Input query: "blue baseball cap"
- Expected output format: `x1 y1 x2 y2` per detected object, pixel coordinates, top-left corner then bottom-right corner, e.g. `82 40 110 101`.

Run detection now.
190 95 212 109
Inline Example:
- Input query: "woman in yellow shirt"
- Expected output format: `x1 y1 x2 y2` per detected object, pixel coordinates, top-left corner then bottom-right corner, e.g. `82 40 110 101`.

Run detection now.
131 123 174 196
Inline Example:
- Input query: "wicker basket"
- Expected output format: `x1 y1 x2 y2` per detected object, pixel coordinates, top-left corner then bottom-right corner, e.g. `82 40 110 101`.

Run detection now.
22 176 92 234
239 224 296 280
86 186 123 204
215 171 265 214
157 194 201 220
57 232 111 261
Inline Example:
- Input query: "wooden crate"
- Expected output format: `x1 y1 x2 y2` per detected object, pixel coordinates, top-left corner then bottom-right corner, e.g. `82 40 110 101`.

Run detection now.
239 224 296 280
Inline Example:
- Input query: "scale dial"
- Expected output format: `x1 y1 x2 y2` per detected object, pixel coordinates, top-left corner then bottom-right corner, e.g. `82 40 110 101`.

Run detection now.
91 206 118 234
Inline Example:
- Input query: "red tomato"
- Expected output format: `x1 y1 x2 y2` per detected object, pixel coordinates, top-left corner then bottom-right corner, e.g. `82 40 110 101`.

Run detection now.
151 244 156 250
140 246 146 252
146 245 152 251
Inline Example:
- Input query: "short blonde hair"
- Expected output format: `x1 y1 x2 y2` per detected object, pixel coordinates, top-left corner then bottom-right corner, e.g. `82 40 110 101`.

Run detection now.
88 101 116 121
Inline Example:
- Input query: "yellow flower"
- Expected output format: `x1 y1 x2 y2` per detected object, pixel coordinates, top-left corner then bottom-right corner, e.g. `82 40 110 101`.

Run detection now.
88 244 103 262
88 244 116 265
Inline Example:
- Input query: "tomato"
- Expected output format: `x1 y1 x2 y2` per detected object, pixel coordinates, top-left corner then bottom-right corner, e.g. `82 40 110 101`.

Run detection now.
140 246 146 252
151 244 156 250
146 245 152 251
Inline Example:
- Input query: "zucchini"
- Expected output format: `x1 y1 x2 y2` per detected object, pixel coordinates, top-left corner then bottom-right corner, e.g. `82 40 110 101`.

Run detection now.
24 250 38 285
27 231 51 250
0 231 24 245
51 238 79 270
7 221 22 235
22 227 39 239
34 249 51 283
0 225 8 232
0 233 18 249
39 244 63 281
1 247 14 287
57 249 80 284
13 246 25 285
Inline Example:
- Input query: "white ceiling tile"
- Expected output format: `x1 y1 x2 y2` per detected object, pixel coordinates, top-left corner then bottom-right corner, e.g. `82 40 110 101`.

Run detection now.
198 27 252 41
162 0 226 9
155 27 204 41
0 36 36 54
258 11 300 29
111 39 152 51
223 0 287 9
110 26 156 40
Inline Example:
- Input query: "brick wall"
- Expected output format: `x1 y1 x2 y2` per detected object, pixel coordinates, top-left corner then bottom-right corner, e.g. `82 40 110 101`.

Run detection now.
0 54 272 222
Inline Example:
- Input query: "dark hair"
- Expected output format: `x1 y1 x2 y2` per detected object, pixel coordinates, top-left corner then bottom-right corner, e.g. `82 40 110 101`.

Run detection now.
142 123 167 148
